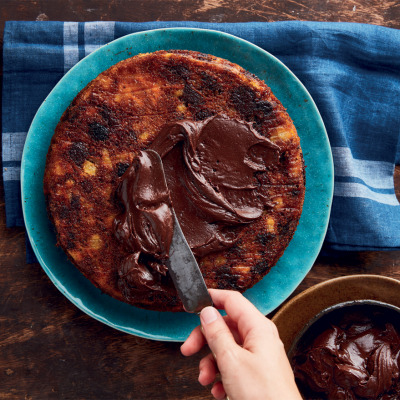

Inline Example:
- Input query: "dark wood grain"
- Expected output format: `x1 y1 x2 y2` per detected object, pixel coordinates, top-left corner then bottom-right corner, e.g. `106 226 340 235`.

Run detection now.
1 1 400 399
0 185 210 400
1 0 400 46
1 0 400 26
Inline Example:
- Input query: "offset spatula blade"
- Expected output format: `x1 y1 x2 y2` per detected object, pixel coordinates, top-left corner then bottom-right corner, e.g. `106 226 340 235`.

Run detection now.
146 149 212 314
167 213 213 313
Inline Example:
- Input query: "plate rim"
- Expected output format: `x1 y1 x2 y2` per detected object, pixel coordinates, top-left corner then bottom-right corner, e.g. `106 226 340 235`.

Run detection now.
21 27 334 341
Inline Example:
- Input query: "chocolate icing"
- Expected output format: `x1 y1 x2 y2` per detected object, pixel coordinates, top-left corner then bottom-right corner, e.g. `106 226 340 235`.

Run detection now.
114 150 173 294
114 115 280 296
292 311 400 400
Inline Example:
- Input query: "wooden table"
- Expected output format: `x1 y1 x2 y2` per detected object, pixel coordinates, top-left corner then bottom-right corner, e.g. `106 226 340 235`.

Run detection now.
1 1 399 399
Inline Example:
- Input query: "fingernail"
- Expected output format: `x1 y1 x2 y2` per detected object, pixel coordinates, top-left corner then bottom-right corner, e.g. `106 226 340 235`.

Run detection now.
198 369 204 382
201 307 219 325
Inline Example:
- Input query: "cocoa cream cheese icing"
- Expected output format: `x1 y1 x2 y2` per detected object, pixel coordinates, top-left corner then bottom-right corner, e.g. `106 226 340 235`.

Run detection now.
114 115 280 296
292 313 400 400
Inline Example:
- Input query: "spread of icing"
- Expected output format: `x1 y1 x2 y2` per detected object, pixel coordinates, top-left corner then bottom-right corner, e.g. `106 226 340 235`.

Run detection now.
114 150 173 294
292 311 400 400
114 115 280 296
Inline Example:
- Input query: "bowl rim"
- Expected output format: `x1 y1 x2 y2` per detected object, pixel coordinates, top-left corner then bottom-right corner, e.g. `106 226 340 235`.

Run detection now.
272 274 400 352
273 274 400 322
287 298 400 359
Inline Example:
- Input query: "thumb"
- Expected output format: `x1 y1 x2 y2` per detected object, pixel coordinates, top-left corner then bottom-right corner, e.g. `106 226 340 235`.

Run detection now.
200 306 239 360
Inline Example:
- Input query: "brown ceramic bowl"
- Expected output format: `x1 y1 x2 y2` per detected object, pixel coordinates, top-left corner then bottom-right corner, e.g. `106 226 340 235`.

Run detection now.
285 298 400 399
287 299 400 359
272 274 400 353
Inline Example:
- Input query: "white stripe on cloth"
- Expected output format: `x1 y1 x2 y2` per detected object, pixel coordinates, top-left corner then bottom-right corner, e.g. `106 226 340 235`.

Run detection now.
63 22 79 74
332 147 394 190
334 182 399 206
84 21 116 56
2 132 27 162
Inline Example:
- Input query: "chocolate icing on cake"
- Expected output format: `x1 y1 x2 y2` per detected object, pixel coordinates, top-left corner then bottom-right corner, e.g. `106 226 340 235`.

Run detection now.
114 115 280 297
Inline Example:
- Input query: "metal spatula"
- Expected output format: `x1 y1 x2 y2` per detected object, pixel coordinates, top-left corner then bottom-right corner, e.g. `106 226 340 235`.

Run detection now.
148 149 212 313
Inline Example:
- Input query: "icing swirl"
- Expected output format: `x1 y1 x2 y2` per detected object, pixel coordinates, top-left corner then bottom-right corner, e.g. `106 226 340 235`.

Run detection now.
114 115 280 296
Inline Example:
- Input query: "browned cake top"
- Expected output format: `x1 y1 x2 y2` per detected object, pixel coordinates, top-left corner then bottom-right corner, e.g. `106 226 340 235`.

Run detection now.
44 50 305 311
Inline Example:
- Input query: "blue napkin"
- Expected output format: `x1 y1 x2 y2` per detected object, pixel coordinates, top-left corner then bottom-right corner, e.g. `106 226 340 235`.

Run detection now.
3 21 400 263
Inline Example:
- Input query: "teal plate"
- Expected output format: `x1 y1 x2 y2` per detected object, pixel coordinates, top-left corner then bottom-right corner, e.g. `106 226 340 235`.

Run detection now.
21 28 333 342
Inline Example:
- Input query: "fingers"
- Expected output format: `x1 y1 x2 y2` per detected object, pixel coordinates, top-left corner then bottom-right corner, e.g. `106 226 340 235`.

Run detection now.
209 289 264 325
181 325 206 356
208 289 279 350
198 352 218 386
211 380 226 400
223 315 241 345
181 312 242 358
200 306 240 361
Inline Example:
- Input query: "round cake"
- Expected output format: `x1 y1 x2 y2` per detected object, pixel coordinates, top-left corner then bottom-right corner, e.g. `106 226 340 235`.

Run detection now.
44 50 305 312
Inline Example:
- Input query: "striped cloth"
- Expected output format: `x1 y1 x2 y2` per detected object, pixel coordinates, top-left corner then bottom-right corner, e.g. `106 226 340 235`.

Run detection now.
3 21 400 263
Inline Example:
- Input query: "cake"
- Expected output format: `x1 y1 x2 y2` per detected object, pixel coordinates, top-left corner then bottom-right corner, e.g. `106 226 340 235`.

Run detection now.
44 50 305 311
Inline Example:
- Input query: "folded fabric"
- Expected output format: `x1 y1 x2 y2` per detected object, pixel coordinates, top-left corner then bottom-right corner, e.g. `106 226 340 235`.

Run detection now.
2 21 400 263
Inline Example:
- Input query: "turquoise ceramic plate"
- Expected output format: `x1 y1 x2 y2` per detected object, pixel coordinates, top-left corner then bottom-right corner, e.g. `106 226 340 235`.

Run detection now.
21 28 333 342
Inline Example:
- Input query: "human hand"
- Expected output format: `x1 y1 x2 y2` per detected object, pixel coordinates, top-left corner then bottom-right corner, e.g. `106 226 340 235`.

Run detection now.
181 289 302 400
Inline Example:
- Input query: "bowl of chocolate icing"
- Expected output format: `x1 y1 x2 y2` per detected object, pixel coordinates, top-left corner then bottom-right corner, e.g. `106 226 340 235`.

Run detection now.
288 300 400 400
